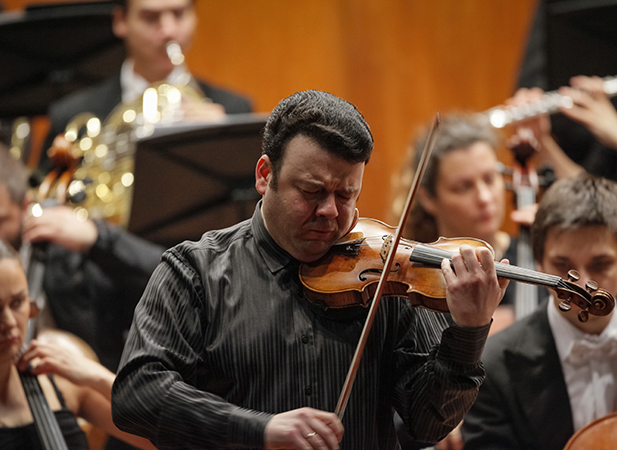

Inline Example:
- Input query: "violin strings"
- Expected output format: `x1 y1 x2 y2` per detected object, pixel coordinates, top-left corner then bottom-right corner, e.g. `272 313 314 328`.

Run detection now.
337 237 565 287
409 245 561 287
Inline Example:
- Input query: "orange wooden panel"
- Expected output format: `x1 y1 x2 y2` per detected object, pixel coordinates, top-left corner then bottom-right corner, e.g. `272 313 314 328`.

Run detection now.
187 0 538 225
6 0 538 227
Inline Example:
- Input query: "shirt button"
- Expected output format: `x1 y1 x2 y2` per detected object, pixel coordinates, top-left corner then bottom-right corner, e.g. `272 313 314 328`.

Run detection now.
301 335 309 344
305 386 312 396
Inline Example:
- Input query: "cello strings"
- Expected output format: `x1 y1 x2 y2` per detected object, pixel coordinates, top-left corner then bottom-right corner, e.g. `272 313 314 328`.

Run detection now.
20 370 69 450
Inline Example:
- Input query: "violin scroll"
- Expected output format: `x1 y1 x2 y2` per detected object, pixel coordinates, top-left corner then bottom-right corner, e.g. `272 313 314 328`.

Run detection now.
555 272 614 322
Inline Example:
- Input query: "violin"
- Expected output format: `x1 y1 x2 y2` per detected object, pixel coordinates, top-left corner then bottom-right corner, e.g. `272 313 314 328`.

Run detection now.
300 218 615 322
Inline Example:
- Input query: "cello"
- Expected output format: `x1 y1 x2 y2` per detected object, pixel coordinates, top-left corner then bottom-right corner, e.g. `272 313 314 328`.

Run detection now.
17 138 87 450
562 412 617 450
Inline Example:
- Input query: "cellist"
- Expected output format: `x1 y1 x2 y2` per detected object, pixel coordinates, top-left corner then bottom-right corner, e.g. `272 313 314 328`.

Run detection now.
0 239 156 449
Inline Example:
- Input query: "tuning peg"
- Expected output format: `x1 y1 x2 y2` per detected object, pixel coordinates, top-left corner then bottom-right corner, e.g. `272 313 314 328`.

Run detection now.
585 280 598 293
567 270 580 282
578 309 589 323
558 300 572 312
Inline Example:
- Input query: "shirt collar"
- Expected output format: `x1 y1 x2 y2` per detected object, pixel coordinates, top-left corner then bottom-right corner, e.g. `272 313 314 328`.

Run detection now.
120 59 188 104
548 295 617 364
251 200 293 273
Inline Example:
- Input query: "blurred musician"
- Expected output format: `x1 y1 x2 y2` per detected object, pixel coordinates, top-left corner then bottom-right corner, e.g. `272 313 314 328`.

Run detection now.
0 144 163 450
392 114 517 450
461 174 617 450
41 0 253 170
394 114 516 330
0 239 157 450
508 75 617 181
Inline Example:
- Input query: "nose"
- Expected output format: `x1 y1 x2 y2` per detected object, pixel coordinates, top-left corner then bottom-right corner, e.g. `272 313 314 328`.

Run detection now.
477 181 493 205
316 193 339 220
160 12 180 40
0 306 16 334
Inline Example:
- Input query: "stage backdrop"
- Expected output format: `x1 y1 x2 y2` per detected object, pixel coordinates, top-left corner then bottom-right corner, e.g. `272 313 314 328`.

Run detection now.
5 0 537 233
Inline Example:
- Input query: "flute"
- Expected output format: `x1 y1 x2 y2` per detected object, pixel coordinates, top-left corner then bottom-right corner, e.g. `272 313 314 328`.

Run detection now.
483 76 617 129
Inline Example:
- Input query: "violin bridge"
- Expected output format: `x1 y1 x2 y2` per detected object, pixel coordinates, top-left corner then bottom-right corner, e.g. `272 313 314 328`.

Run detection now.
381 235 393 263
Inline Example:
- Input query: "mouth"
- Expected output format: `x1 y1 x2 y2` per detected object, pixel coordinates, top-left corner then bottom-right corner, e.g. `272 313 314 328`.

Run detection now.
304 229 338 242
0 335 19 347
477 211 496 222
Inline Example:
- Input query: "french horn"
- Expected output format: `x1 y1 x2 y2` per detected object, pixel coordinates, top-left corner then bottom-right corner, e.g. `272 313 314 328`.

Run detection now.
52 41 207 226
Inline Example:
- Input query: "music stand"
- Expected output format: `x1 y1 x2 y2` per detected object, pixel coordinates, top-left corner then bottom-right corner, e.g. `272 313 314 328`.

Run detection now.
0 1 123 118
518 0 617 90
128 113 268 247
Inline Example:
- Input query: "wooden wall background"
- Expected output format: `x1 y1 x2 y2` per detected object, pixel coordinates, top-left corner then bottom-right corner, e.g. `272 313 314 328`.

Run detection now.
5 0 538 231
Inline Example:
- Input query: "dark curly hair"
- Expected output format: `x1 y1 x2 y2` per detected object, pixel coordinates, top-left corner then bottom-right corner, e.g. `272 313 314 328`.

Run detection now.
262 90 373 188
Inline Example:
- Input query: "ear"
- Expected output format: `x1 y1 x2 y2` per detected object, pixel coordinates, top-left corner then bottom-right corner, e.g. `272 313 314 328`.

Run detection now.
29 300 39 319
255 155 272 195
112 6 128 39
418 186 439 216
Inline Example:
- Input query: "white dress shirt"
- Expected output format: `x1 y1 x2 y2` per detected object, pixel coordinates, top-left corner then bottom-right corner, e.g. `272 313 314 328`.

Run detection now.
119 59 188 104
548 298 617 432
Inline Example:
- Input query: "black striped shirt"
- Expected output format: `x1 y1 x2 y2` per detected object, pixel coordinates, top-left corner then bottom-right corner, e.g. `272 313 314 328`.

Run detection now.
112 203 490 449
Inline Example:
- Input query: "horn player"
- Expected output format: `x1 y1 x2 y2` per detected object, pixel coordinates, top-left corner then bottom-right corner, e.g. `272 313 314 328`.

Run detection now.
40 0 253 172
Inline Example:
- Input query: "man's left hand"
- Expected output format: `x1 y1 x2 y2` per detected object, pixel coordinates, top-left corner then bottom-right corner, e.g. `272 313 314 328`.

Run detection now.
441 245 509 327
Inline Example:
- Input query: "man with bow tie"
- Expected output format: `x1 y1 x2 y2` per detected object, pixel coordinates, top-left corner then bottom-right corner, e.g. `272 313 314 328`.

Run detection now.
461 173 617 450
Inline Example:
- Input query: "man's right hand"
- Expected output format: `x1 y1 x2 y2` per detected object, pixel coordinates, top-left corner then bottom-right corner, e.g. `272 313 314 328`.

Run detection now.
264 407 344 450
23 205 98 253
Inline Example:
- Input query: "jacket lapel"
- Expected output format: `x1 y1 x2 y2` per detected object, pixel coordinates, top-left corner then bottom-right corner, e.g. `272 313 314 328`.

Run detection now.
505 308 574 449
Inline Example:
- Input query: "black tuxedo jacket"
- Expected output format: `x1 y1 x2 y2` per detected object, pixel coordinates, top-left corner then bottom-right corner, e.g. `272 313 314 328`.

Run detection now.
461 305 574 450
42 75 252 170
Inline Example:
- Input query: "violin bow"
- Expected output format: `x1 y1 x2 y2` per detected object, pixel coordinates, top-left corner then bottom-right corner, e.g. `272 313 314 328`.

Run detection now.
335 114 441 419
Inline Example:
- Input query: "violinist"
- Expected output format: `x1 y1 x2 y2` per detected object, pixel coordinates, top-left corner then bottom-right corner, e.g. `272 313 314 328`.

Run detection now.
112 90 508 450
461 173 617 450
0 239 156 450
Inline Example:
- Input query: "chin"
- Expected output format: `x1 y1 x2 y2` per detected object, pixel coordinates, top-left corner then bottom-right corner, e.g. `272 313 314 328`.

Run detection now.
296 244 331 263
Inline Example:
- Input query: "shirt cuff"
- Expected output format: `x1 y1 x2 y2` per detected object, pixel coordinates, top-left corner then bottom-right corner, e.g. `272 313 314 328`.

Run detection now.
437 321 492 365
90 219 117 254
227 406 274 447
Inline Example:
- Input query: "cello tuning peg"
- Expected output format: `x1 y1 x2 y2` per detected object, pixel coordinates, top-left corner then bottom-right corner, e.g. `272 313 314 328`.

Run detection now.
578 309 589 323
567 270 580 283
585 280 599 293
558 300 572 312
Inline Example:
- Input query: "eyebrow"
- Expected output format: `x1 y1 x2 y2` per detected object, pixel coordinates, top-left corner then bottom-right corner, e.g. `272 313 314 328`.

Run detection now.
12 290 27 301
0 290 26 304
300 179 359 194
